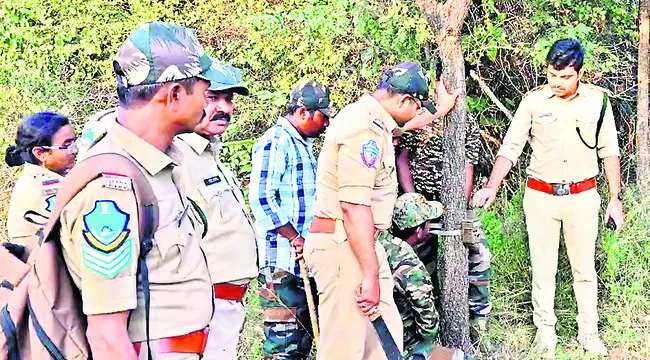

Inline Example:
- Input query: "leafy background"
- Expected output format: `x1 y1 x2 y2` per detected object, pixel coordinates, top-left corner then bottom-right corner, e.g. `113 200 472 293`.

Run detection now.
1 0 648 358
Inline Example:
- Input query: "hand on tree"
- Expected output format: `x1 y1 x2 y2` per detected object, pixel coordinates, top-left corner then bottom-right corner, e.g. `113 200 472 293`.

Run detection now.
435 78 460 116
605 197 624 231
471 187 498 209
356 276 380 317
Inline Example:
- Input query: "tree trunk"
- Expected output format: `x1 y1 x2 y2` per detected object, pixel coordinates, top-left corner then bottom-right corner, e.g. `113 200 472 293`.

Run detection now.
412 0 472 351
638 0 650 185
438 34 471 351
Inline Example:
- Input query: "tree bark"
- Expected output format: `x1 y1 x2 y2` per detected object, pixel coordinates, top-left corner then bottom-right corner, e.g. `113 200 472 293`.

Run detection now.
637 0 650 185
413 0 472 351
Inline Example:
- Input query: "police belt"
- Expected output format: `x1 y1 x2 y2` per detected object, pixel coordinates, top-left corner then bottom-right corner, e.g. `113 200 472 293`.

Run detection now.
527 177 596 196
310 216 381 239
133 327 209 355
213 282 248 301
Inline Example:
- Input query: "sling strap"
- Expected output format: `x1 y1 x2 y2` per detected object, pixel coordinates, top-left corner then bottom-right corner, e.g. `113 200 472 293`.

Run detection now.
576 92 609 150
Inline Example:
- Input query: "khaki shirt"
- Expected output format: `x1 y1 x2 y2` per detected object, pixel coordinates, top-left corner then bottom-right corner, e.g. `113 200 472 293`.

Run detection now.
313 94 398 231
497 83 620 183
172 133 258 284
58 121 213 342
6 163 62 253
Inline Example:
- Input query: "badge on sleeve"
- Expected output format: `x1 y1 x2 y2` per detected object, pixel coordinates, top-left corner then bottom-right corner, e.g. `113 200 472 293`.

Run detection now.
360 140 380 168
82 200 133 278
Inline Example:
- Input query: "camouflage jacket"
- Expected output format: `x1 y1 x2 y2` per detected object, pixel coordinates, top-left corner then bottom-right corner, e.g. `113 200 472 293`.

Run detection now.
398 115 481 198
377 230 439 353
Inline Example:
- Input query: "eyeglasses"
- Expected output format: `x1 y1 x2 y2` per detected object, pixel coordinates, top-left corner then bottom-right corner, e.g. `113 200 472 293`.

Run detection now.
39 137 78 154
408 95 423 110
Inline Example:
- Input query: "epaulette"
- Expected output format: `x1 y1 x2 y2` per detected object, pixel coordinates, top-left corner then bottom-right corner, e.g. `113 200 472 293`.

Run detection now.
101 173 133 191
370 119 385 136
581 83 613 97
526 84 547 95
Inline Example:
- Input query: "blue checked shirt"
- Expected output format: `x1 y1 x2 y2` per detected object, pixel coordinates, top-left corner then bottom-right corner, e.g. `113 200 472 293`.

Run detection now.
249 117 317 276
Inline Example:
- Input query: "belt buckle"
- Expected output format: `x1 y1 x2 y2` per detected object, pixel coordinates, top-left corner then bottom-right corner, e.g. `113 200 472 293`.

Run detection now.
552 183 570 196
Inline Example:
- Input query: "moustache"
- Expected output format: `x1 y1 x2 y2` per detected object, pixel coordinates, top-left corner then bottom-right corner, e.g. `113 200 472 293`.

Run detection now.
210 112 231 123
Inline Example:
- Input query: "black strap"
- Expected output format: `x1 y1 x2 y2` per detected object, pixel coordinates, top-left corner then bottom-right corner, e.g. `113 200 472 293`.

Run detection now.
187 197 208 239
26 299 65 360
576 92 609 150
1 306 20 360
139 203 156 360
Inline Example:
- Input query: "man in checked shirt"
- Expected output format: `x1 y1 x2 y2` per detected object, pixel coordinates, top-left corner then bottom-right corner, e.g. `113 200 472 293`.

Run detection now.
249 80 335 360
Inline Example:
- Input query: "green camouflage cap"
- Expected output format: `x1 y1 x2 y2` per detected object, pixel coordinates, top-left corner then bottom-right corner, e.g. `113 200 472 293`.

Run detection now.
288 80 336 117
382 62 436 114
114 22 213 87
393 193 444 230
204 59 250 95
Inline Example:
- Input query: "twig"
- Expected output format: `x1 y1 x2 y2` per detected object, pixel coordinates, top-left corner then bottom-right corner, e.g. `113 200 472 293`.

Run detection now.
470 70 514 121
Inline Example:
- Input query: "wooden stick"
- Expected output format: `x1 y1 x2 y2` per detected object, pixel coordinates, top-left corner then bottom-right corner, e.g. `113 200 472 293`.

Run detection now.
298 258 320 344
470 70 514 121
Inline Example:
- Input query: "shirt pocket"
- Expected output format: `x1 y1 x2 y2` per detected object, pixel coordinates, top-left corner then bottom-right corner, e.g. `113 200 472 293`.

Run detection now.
199 180 234 224
152 223 191 275
532 113 560 141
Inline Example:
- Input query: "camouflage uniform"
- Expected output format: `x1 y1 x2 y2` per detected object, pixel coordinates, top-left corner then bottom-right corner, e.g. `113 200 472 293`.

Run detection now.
398 117 493 322
378 193 441 359
257 271 317 360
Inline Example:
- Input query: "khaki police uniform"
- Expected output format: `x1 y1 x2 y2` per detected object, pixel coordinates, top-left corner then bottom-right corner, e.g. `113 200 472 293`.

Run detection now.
172 132 258 359
304 94 403 359
497 83 619 337
58 121 214 359
6 163 62 254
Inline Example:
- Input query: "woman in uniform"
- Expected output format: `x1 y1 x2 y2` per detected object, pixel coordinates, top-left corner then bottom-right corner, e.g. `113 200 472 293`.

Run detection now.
4 112 77 252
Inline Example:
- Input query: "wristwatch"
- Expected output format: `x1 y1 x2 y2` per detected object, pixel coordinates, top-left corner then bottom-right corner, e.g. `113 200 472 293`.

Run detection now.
392 126 405 138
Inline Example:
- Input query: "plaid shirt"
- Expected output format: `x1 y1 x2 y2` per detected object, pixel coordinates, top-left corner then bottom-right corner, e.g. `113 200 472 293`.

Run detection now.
249 117 317 276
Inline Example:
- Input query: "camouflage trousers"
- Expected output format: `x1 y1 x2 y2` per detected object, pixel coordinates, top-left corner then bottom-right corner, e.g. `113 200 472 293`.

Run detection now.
258 269 318 360
415 211 492 320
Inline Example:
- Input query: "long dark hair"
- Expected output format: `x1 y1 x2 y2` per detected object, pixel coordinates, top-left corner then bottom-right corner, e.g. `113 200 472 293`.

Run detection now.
4 112 70 167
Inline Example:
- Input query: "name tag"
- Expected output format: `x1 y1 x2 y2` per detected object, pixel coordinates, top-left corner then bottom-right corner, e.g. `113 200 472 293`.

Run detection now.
203 176 221 186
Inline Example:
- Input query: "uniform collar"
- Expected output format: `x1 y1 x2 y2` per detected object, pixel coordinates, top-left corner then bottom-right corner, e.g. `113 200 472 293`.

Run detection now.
359 93 398 133
278 117 313 146
107 121 174 176
176 132 211 155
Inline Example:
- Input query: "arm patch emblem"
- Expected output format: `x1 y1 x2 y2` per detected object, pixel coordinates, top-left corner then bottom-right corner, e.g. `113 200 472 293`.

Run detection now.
82 200 132 278
360 140 380 168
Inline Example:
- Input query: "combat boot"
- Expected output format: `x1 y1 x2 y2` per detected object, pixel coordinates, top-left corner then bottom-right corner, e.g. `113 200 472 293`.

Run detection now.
578 333 608 356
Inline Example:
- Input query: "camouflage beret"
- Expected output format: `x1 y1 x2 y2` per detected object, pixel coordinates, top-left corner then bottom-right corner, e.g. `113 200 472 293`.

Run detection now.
288 80 336 117
393 193 444 230
114 22 213 87
204 59 250 95
381 61 436 114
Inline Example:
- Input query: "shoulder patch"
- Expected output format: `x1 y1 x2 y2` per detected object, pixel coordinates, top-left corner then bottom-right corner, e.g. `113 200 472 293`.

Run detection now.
82 200 132 278
360 139 380 168
101 173 133 191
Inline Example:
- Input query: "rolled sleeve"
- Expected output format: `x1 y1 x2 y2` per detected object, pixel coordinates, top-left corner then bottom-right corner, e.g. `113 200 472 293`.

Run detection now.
497 96 533 164
596 98 620 159
249 137 291 231
336 127 380 206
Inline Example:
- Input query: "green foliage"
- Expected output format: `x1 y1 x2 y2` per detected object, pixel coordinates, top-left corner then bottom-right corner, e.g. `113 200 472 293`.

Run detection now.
221 138 256 178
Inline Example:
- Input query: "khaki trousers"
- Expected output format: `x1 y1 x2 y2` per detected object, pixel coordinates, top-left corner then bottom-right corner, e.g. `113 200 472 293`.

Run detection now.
203 298 246 360
304 230 403 360
523 187 601 336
